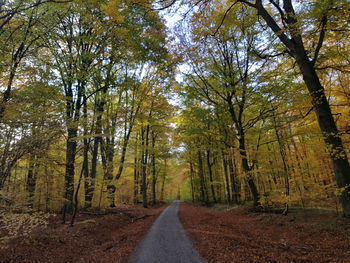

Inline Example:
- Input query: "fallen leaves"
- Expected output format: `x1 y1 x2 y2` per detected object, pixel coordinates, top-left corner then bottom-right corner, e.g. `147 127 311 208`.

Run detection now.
179 203 350 263
0 204 165 263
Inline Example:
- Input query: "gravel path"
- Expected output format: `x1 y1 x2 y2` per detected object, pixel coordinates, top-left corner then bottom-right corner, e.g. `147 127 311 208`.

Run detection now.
128 201 206 263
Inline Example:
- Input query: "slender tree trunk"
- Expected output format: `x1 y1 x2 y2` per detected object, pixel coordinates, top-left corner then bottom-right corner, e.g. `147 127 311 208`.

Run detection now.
238 134 259 206
83 97 92 208
133 133 139 204
273 113 290 214
228 152 239 204
0 42 23 121
70 162 85 227
141 125 150 208
151 133 157 205
26 155 37 208
101 140 116 208
206 150 217 203
114 88 139 181
222 151 231 204
63 80 83 219
189 162 195 203
160 159 167 201
88 91 107 207
197 150 208 204
0 66 16 120
86 135 99 208
227 102 260 206
63 128 77 217
290 133 306 206
114 128 133 180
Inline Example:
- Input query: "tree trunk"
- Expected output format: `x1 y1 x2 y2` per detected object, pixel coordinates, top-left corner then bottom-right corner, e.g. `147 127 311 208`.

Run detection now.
227 101 260 206
197 150 208 204
273 112 290 214
250 0 350 216
141 125 150 208
0 66 16 120
0 43 23 121
83 97 92 208
89 91 107 207
160 159 167 201
222 151 231 204
295 51 350 216
133 133 139 204
189 162 195 203
238 134 259 206
101 140 116 208
206 150 217 203
151 133 157 205
26 155 37 208
86 135 99 208
227 152 239 204
63 128 77 215
114 128 133 180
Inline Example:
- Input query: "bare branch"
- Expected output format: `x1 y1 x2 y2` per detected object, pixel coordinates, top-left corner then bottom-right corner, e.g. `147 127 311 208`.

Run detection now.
312 15 327 65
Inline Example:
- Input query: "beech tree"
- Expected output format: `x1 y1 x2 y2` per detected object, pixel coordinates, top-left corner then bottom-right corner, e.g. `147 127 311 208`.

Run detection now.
233 0 350 217
176 6 274 205
0 0 71 120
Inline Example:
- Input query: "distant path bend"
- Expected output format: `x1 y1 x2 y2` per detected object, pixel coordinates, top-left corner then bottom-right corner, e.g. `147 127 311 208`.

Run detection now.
128 201 206 263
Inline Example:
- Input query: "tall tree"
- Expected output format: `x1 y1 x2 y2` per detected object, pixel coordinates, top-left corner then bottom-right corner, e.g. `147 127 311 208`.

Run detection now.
187 0 350 216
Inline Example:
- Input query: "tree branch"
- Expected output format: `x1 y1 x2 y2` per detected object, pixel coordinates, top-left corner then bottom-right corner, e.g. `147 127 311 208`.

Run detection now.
211 1 238 37
312 14 327 65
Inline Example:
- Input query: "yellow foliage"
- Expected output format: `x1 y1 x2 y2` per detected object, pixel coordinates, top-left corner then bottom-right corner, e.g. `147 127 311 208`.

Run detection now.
101 0 125 23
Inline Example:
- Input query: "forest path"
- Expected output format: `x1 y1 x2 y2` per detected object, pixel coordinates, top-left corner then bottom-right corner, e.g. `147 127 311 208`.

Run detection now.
128 201 206 263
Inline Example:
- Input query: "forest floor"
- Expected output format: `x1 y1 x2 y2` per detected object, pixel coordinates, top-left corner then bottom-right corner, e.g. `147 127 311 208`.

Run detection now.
179 203 350 263
0 204 165 263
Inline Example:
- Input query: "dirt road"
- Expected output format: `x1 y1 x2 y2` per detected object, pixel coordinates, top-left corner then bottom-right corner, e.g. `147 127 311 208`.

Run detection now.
128 201 205 263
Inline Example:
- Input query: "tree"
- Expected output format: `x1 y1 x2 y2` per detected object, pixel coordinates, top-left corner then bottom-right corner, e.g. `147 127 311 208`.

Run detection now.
177 6 273 205
0 0 71 120
212 0 350 216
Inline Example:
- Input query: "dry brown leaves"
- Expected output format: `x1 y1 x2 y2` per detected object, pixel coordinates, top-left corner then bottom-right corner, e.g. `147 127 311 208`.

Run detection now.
179 203 350 263
0 205 165 263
